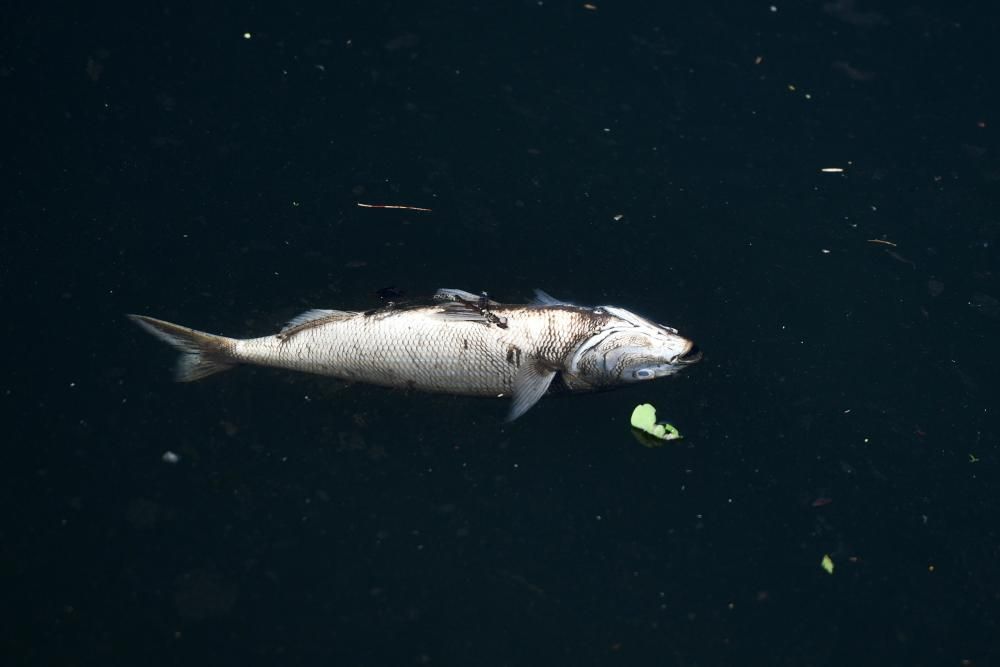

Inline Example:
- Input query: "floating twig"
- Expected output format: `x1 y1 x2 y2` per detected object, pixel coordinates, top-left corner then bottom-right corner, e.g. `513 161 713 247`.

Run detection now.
866 239 897 247
357 202 432 212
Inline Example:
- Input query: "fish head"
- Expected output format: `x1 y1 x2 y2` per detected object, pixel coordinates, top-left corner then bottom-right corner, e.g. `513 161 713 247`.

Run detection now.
570 306 701 387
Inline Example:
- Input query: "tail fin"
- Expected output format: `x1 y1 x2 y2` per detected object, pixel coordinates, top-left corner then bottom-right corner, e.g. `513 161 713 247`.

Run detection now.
128 314 237 382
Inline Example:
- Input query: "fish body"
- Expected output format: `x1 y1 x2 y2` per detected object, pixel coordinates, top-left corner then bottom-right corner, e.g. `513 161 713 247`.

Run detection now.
129 289 701 420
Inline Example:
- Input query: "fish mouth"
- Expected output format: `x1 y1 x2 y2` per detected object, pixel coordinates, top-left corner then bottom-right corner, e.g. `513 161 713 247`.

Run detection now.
675 344 702 365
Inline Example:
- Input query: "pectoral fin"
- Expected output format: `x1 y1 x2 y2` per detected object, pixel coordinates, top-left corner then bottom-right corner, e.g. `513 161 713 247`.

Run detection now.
507 362 557 421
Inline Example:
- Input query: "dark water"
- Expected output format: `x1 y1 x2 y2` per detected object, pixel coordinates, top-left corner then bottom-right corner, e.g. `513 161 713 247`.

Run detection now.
5 2 999 665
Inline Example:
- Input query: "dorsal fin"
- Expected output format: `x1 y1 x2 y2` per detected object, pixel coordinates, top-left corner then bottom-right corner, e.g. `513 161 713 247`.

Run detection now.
278 309 354 340
282 309 353 331
530 289 572 306
430 290 510 328
433 288 498 306
429 301 491 324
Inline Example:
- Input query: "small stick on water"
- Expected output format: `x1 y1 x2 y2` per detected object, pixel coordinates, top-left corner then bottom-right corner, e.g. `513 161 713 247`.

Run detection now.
357 202 432 212
866 239 897 247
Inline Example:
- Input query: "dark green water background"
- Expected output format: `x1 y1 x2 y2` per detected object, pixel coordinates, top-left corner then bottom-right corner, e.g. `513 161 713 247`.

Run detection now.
4 2 999 665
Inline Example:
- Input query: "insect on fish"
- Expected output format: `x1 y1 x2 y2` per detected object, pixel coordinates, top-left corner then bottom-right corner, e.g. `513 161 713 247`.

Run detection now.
129 288 701 420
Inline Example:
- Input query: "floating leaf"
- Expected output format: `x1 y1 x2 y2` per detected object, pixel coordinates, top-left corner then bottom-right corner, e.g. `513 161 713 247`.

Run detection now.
630 404 683 441
821 554 835 575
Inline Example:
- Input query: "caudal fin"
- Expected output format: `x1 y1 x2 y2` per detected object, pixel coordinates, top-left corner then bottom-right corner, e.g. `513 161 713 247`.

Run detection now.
128 314 237 381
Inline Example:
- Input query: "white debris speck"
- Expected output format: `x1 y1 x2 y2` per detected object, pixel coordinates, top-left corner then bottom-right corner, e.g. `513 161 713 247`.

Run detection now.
162 451 180 464
821 167 844 173
821 249 831 254
243 32 252 40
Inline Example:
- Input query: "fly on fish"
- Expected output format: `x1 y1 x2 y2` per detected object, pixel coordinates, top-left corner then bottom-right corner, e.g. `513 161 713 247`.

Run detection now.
129 288 701 420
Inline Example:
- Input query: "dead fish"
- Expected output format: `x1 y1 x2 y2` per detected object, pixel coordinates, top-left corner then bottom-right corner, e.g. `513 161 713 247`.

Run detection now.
129 288 701 420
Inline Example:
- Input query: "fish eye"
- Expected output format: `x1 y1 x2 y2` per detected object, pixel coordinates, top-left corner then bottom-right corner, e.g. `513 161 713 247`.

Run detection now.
634 368 655 380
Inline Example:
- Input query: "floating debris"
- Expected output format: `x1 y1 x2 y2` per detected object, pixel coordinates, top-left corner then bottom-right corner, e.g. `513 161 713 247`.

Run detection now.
357 202 432 212
630 403 683 442
820 554 835 575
